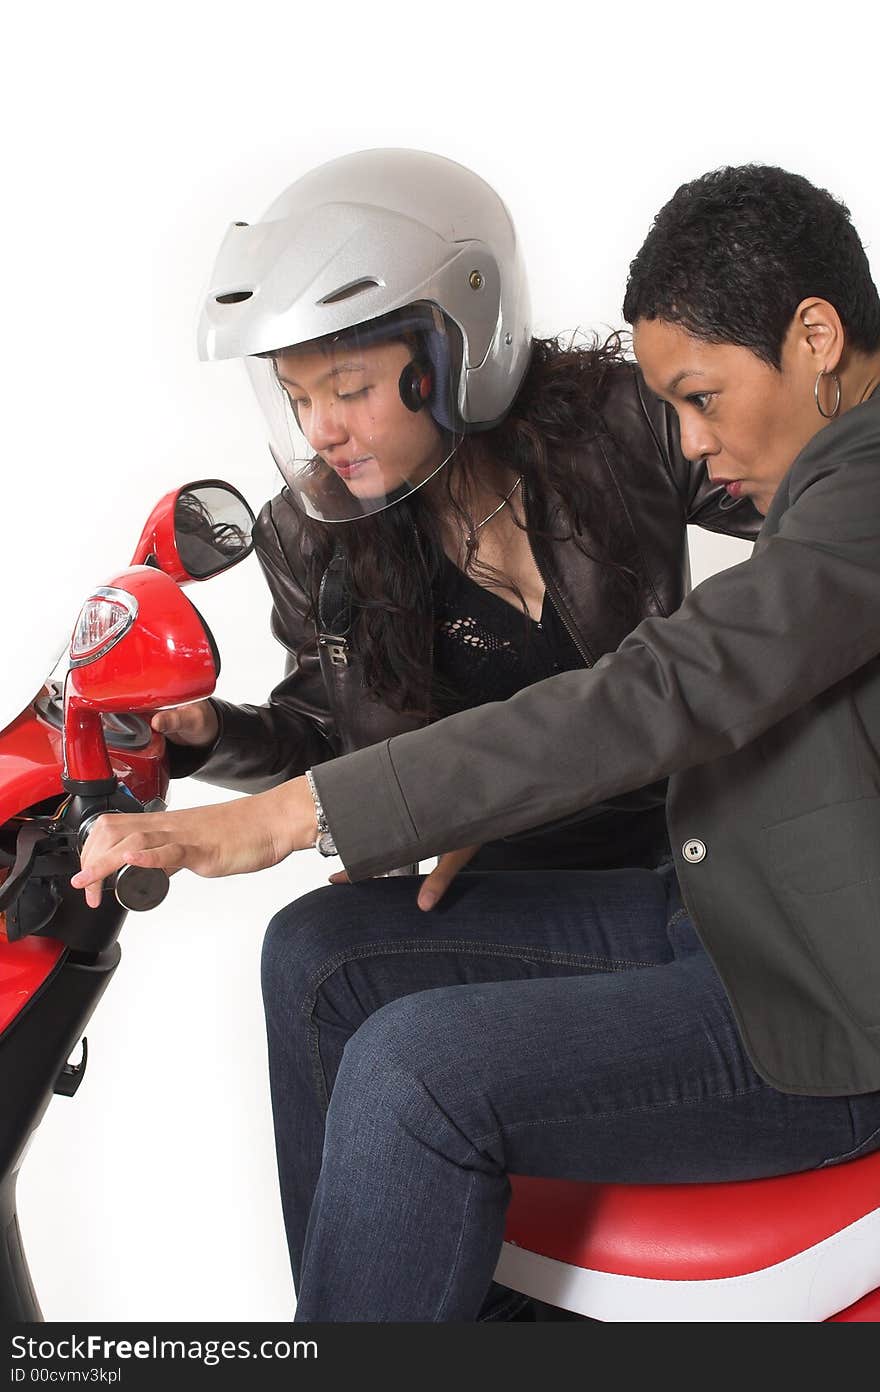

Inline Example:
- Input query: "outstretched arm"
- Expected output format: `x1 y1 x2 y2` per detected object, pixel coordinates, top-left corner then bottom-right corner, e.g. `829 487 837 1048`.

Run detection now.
314 398 880 877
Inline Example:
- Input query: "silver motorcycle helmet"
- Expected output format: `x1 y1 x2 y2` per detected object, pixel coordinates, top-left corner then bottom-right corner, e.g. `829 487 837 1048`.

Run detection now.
197 149 531 522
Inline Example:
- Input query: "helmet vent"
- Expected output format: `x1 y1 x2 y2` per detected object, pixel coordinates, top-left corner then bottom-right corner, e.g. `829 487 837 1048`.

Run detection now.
215 290 254 305
318 278 382 306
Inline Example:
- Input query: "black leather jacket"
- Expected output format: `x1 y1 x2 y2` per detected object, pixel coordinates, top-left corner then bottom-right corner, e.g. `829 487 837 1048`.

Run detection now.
172 363 761 869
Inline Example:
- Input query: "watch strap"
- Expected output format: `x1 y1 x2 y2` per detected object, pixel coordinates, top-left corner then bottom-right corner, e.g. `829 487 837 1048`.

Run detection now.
305 769 337 856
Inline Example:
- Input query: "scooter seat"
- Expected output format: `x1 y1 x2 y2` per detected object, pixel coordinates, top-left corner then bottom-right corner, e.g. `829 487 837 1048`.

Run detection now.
496 1149 880 1321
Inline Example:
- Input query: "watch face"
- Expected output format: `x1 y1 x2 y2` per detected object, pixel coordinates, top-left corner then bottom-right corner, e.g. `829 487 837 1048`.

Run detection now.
316 830 337 857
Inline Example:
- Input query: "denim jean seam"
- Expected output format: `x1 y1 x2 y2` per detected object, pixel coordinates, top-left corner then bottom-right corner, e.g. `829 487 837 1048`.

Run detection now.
818 1117 880 1166
435 1170 476 1321
665 906 690 931
301 938 660 1115
305 940 658 980
472 1081 768 1147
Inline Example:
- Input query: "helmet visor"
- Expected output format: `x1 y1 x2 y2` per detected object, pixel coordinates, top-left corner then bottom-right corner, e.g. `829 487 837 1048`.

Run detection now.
244 303 461 522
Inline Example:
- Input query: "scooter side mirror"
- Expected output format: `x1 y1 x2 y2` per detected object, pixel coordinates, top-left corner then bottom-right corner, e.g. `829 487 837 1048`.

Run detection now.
130 478 255 584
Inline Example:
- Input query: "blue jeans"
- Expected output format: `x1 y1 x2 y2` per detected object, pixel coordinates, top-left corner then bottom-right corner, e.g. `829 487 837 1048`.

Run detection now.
260 866 880 1322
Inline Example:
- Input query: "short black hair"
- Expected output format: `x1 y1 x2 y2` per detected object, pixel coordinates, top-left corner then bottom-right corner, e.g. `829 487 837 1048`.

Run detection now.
623 165 880 368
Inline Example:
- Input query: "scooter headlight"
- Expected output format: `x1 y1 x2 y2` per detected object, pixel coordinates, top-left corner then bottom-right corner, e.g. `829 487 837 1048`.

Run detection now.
70 587 138 667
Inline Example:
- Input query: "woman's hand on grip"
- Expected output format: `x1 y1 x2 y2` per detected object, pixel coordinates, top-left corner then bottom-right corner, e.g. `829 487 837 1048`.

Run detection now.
71 778 318 908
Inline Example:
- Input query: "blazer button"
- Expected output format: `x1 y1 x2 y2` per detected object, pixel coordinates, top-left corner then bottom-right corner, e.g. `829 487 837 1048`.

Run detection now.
682 839 707 863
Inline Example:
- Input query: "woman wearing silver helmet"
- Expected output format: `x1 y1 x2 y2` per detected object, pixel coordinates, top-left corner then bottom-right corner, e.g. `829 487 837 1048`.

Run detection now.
148 149 761 1318
163 150 757 871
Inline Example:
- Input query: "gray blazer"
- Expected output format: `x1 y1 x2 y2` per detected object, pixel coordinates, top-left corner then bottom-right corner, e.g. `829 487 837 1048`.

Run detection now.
314 391 880 1097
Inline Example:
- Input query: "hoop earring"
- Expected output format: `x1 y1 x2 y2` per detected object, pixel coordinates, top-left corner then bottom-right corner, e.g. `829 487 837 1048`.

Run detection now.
814 369 841 419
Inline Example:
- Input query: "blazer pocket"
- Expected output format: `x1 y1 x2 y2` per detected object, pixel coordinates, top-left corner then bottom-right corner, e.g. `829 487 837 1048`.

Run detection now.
766 798 880 1030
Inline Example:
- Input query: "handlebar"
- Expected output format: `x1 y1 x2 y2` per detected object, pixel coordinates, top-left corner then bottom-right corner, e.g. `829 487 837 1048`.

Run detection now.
76 797 170 913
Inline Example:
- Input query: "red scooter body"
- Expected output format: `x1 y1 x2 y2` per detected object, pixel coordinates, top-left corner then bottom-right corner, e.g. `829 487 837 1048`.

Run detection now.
0 479 254 1321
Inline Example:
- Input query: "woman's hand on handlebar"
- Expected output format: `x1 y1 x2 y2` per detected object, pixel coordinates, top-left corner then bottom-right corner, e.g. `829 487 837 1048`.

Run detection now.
151 699 219 747
328 844 481 911
70 778 318 908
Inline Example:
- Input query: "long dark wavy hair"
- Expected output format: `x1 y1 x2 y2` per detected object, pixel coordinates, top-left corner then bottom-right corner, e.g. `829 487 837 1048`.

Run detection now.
291 332 642 716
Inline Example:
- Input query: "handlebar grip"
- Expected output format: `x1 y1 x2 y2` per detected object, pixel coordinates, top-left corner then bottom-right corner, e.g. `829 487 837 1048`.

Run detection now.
113 863 170 912
76 796 170 913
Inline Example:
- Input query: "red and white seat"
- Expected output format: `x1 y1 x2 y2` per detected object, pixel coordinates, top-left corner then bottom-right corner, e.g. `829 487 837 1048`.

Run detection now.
497 1149 880 1321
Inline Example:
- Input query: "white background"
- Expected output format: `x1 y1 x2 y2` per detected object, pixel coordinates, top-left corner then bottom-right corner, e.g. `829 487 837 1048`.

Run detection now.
4 1 879 1321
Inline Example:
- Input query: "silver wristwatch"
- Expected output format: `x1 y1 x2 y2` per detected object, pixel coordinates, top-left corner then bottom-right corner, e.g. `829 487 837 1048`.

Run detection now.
305 770 337 857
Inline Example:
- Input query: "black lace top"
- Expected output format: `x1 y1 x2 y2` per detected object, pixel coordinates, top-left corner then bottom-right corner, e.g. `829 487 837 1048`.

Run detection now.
430 554 670 872
432 554 584 717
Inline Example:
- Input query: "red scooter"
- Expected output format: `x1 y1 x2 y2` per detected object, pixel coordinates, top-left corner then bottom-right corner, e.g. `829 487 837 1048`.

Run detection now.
0 479 255 1322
